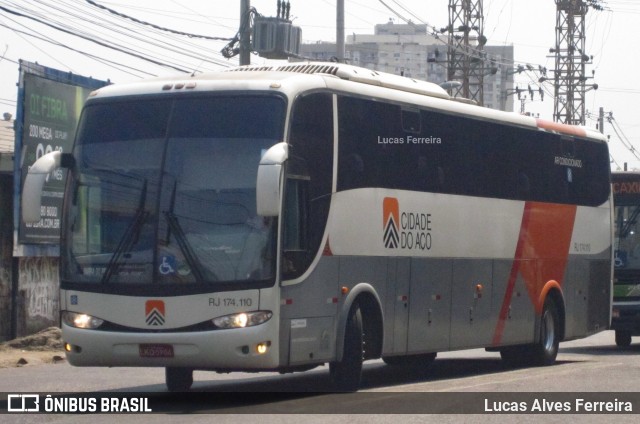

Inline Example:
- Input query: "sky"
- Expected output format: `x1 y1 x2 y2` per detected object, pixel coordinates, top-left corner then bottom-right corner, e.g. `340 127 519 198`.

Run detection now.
1 0 639 168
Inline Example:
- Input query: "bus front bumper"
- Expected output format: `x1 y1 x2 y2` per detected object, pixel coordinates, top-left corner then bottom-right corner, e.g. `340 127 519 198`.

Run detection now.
61 323 280 371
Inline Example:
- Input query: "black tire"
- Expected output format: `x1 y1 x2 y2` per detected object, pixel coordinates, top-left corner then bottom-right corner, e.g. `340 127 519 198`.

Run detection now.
500 297 560 367
615 330 632 347
530 297 560 366
330 304 364 392
165 367 193 392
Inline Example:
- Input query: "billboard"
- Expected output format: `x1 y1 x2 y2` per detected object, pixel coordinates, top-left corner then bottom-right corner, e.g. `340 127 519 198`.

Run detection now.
16 61 109 245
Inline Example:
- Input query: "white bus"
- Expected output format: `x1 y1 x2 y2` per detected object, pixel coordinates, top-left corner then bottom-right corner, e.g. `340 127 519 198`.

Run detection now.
22 63 612 391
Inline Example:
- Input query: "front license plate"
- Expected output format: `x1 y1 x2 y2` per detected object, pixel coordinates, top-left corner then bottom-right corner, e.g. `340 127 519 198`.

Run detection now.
139 344 174 358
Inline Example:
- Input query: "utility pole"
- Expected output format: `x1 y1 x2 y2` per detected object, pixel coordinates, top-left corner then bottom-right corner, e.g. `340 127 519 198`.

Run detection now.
445 0 487 105
598 106 604 134
547 0 602 125
337 0 345 62
240 0 251 65
505 84 543 116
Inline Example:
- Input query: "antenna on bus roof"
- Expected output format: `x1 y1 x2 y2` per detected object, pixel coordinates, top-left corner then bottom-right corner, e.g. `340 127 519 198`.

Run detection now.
191 61 206 77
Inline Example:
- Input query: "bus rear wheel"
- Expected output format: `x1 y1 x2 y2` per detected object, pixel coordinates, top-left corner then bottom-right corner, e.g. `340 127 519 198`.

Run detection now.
330 303 364 392
165 367 193 392
615 330 632 347
500 297 560 367
531 297 560 366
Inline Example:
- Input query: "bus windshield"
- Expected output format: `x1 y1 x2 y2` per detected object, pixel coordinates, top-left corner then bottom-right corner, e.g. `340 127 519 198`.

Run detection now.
614 201 640 302
62 94 285 287
614 203 640 272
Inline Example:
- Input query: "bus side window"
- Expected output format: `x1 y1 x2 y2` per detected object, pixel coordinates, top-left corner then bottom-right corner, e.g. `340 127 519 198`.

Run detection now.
517 171 530 197
282 174 309 278
401 108 421 133
341 153 365 189
286 92 333 279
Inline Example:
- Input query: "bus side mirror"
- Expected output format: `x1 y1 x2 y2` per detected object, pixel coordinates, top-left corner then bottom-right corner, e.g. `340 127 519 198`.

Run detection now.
256 142 288 217
22 150 74 223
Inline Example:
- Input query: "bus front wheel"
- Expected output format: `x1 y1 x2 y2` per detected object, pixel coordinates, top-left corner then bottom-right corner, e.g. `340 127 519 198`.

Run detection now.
330 303 364 392
165 367 193 392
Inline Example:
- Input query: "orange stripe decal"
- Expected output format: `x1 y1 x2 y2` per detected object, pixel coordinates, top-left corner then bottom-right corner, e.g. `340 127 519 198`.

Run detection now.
492 201 576 346
536 118 587 138
492 203 532 346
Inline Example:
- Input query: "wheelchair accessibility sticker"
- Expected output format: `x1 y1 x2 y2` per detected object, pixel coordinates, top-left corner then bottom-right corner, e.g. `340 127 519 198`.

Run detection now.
159 256 176 275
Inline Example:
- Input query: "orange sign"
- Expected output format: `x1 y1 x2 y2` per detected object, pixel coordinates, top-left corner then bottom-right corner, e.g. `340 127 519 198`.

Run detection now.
145 300 166 326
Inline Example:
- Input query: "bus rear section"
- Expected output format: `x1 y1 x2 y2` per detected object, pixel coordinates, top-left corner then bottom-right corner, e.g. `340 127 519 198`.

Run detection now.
277 74 611 391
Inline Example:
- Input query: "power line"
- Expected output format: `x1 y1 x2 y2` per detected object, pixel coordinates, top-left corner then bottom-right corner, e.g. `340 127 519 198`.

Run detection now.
0 10 73 71
0 20 156 78
369 0 560 106
2 0 237 82
39 0 228 69
317 1 551 108
608 114 640 162
84 0 232 41
0 2 206 73
0 97 17 107
0 4 191 73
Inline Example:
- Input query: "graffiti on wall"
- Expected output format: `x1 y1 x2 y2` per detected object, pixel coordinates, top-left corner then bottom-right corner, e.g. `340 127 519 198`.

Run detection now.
0 266 10 340
0 266 9 296
19 257 59 321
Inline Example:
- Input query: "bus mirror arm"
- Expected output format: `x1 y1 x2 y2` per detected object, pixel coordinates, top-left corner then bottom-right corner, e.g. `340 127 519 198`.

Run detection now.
256 142 288 217
22 150 74 224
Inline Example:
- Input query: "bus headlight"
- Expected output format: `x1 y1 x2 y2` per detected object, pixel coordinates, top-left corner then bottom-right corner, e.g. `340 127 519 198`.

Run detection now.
62 311 104 329
213 311 273 329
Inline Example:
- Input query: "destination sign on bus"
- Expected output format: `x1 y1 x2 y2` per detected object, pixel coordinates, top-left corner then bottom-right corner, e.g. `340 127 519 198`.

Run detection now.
613 181 640 195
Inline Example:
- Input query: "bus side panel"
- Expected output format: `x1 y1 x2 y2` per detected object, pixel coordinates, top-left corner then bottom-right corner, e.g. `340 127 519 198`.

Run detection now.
491 259 536 346
588 259 612 333
563 204 612 340
563 257 611 340
563 258 589 338
336 254 388 330
449 259 494 350
386 257 410 355
407 258 452 353
280 257 341 366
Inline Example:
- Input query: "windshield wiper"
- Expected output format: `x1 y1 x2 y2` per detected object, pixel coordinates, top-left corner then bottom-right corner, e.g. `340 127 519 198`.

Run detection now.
620 206 640 238
101 179 148 284
163 180 214 282
163 211 211 282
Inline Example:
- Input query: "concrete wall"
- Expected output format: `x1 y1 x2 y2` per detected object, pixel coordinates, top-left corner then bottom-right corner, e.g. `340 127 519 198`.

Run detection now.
0 175 12 341
1 175 61 341
16 257 60 337
0 263 10 341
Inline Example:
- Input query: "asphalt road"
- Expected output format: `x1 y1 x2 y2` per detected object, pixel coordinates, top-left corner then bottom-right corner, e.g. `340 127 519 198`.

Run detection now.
1 330 639 423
